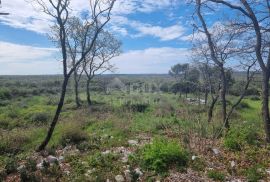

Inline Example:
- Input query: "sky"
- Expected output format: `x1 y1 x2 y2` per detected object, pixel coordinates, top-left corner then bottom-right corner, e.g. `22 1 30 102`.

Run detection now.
0 0 196 75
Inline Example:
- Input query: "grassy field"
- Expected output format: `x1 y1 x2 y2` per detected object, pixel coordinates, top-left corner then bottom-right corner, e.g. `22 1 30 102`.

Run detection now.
0 75 269 181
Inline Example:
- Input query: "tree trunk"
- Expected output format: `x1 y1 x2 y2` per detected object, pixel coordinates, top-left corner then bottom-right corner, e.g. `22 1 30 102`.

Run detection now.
220 68 228 128
262 71 270 142
37 77 69 151
208 95 218 123
204 88 208 105
74 71 81 108
86 79 92 106
198 90 201 106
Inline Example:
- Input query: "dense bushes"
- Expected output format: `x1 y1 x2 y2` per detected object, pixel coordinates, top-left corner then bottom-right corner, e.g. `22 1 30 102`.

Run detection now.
245 165 266 182
123 102 149 113
207 170 225 181
30 112 51 124
0 130 31 154
139 138 189 173
60 123 89 146
224 124 260 151
0 89 12 100
236 101 250 110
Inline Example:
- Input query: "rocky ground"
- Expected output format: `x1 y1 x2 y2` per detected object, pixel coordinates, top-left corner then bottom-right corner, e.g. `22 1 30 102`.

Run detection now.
3 133 270 182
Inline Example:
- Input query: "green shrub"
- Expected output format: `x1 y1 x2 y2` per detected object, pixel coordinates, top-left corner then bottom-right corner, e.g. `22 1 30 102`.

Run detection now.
5 158 18 174
237 101 250 109
60 124 88 146
0 118 23 130
245 165 266 182
154 101 175 117
0 89 12 100
25 158 37 172
123 103 149 112
207 170 225 181
224 124 259 151
0 129 31 154
0 167 7 181
190 157 206 172
88 152 120 171
0 100 10 107
30 112 51 124
20 168 40 182
6 106 20 119
249 95 260 101
140 138 189 173
43 164 62 179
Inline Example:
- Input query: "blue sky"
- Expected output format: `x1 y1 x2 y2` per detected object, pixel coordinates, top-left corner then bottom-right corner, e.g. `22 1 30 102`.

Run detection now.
0 0 197 75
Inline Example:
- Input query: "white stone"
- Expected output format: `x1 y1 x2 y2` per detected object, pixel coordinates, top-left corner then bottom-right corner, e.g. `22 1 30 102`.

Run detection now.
192 155 197 160
36 162 44 170
230 161 236 168
58 156 64 162
115 175 125 182
212 148 220 155
63 145 72 152
17 165 25 172
122 156 128 163
135 168 143 176
102 150 111 155
128 140 138 146
124 170 132 182
64 170 70 175
47 155 58 164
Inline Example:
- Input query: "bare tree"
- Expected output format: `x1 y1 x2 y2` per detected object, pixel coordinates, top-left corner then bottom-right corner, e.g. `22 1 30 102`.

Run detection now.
194 0 256 132
32 0 115 151
83 30 121 105
204 0 270 142
194 3 238 128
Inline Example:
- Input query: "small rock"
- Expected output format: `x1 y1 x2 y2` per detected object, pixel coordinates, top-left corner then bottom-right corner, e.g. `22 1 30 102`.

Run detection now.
102 150 111 155
128 140 138 146
81 161 88 165
230 161 236 168
192 155 197 160
115 175 125 182
47 155 58 164
64 170 70 175
124 170 132 182
36 162 44 170
17 165 25 172
87 168 96 174
135 168 143 176
58 156 64 162
122 156 128 163
266 169 270 175
212 148 220 155
63 145 72 151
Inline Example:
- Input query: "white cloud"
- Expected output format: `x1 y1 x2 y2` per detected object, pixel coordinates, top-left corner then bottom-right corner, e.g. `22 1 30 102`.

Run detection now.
0 41 61 75
0 41 190 74
131 22 185 41
111 47 190 74
0 0 180 34
109 16 185 41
